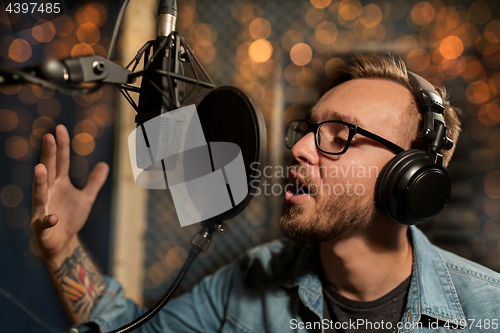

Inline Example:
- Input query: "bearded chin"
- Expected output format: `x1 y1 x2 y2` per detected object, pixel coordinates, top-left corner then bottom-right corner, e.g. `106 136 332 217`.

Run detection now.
279 194 378 245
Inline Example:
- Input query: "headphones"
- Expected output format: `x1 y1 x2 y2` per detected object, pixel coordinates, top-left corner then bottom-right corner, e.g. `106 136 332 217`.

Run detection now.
375 71 454 225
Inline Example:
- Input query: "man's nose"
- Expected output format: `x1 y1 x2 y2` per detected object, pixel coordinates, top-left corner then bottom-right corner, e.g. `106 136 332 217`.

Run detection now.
291 132 319 166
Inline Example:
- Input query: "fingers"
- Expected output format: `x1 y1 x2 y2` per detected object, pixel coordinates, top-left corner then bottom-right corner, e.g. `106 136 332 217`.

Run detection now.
40 133 57 188
32 163 48 217
83 162 109 201
55 124 71 178
32 214 59 233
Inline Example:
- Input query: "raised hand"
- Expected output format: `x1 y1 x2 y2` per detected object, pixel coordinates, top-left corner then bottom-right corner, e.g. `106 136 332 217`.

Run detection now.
31 124 109 265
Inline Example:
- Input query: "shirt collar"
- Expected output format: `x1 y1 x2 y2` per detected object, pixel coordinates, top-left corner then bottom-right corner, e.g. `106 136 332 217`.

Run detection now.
277 226 467 327
404 226 466 327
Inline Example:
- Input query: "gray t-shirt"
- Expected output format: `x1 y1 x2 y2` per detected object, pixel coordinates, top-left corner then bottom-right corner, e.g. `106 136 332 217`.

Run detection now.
322 275 411 333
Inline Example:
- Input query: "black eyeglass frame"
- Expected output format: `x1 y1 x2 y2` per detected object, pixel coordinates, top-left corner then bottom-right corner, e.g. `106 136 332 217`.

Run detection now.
287 119 405 155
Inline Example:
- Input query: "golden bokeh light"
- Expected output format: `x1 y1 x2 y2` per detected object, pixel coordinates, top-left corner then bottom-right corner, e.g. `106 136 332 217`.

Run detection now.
72 133 95 156
325 57 344 78
32 20 56 43
478 102 500 127
156 239 178 260
261 81 283 104
239 63 259 82
249 18 271 40
236 42 252 65
310 0 332 9
178 5 195 29
0 109 18 132
244 81 264 101
462 56 485 82
8 39 32 62
315 21 338 45
394 35 419 54
32 116 56 138
148 266 164 285
142 268 160 289
194 23 217 46
468 0 491 25
1 185 24 208
484 171 500 199
83 2 108 26
93 104 115 126
305 7 327 28
406 48 431 72
466 80 491 104
165 246 188 269
5 136 29 159
56 15 74 37
484 20 500 44
410 1 435 26
441 57 466 77
76 22 100 45
439 35 464 59
193 43 216 63
281 29 304 51
362 24 386 44
71 43 95 58
338 1 360 21
249 39 273 63
18 85 40 105
0 84 22 96
45 39 71 58
251 60 273 77
32 86 55 100
290 43 313 66
359 4 382 28
75 119 98 138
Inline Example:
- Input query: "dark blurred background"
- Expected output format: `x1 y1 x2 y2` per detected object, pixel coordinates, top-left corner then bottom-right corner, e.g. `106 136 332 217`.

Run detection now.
1 0 499 331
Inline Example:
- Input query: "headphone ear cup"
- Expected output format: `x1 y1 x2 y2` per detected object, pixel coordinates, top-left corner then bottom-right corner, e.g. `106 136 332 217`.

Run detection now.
376 149 451 225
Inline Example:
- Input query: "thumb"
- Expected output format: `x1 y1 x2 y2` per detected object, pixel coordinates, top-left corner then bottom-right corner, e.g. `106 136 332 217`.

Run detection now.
83 162 109 201
32 214 59 234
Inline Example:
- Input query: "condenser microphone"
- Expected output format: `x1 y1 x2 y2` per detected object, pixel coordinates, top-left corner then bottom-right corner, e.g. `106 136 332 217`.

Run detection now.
134 0 184 172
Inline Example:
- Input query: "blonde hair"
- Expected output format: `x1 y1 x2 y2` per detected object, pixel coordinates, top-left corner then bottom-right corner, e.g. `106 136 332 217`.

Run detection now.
319 54 461 167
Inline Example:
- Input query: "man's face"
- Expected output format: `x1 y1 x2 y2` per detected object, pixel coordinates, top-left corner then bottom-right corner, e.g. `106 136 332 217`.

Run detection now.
280 78 414 244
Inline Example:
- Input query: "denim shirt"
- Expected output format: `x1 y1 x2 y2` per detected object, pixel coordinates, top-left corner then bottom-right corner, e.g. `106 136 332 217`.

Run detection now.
73 226 500 333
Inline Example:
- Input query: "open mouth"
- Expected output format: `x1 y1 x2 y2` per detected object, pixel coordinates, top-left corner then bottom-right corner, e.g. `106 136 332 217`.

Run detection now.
285 168 317 203
290 182 311 196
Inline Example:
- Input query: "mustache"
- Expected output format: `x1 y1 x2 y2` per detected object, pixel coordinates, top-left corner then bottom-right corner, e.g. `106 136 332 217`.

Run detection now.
289 164 320 198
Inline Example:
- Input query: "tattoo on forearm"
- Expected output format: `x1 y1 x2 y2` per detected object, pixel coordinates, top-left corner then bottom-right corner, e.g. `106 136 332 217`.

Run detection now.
54 246 105 318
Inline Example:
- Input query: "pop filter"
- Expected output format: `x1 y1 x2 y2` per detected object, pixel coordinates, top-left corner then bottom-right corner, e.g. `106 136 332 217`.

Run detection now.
195 86 266 221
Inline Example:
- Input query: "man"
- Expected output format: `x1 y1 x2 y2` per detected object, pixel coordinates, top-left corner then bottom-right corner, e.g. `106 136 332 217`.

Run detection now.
32 55 500 333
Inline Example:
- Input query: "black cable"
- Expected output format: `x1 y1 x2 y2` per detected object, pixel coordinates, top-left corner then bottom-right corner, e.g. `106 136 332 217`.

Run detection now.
107 0 131 60
108 250 198 333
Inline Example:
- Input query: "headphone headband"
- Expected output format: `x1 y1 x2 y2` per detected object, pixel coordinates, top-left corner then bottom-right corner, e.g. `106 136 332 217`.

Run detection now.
407 71 453 165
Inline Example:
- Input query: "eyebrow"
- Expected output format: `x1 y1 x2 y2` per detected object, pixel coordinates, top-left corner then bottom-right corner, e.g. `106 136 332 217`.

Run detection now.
307 107 365 128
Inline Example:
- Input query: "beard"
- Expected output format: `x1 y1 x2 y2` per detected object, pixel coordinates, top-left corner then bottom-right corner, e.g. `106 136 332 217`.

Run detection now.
280 166 378 245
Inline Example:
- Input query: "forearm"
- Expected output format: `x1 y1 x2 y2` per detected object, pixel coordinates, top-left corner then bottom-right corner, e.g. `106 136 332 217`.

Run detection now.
44 237 106 324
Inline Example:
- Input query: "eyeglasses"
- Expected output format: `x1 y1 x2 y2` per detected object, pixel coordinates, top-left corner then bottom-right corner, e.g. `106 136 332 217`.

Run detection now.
285 120 404 155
